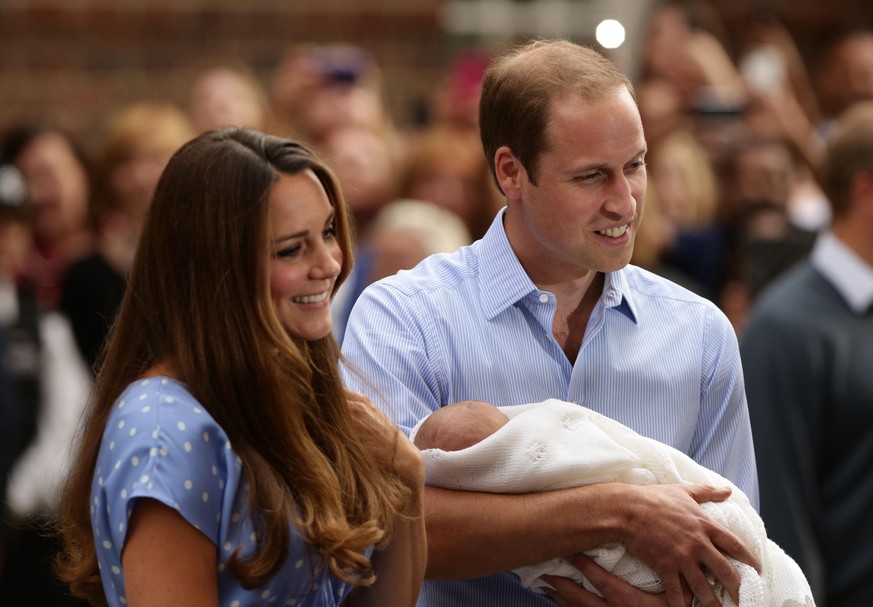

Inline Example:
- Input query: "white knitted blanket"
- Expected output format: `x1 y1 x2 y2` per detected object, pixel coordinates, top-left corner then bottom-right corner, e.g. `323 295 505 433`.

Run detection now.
411 399 814 607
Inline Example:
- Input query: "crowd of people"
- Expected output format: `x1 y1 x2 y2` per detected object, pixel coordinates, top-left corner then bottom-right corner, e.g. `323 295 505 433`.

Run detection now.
0 0 872 605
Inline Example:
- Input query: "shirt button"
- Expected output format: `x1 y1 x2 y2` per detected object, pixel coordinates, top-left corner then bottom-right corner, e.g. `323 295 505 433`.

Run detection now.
538 294 549 303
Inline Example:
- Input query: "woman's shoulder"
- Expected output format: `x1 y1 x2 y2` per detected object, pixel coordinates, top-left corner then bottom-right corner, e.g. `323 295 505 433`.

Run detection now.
114 375 199 408
94 377 242 565
106 377 222 434
100 376 234 479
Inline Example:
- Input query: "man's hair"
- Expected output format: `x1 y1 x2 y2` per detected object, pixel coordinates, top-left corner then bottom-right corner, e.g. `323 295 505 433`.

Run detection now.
823 101 873 217
479 39 633 190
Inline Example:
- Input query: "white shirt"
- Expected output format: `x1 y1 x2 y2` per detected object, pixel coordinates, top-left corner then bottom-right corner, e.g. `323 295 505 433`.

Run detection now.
811 231 873 314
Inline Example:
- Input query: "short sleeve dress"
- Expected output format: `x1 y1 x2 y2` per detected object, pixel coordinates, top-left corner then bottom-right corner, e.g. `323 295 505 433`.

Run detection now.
91 376 357 606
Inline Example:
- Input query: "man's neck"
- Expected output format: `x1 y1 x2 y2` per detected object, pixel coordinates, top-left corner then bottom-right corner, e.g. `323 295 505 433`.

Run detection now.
832 220 873 269
547 272 605 362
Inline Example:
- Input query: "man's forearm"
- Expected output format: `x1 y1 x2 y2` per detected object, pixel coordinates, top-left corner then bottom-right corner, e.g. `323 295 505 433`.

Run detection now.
422 484 624 579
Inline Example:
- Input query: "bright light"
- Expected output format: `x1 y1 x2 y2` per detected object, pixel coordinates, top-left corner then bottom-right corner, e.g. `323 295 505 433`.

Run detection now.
596 19 625 49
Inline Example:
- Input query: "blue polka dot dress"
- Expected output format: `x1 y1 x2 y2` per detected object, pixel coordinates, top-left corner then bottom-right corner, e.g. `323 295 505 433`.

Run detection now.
91 376 358 606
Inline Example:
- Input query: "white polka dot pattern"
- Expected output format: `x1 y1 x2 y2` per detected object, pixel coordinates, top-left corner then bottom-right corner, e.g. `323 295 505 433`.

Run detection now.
90 377 361 606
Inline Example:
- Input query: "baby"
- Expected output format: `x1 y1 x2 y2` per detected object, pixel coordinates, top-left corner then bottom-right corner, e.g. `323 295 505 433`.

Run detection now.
413 399 510 452
411 399 814 607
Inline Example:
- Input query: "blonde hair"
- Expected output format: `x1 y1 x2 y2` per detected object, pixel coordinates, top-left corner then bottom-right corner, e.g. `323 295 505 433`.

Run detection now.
650 129 719 229
365 199 471 257
91 101 195 222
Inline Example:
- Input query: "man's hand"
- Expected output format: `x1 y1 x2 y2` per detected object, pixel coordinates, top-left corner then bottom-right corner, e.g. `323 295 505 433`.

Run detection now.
615 483 758 607
547 482 758 607
543 554 687 607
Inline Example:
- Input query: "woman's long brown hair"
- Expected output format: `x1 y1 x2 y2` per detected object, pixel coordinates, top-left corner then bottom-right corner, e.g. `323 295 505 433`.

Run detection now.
55 128 410 604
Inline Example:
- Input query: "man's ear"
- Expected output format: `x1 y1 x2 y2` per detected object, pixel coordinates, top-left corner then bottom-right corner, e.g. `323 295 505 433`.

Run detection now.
494 146 525 201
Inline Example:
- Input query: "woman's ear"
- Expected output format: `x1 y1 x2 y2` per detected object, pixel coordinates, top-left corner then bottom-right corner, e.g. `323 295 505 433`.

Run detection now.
494 146 524 201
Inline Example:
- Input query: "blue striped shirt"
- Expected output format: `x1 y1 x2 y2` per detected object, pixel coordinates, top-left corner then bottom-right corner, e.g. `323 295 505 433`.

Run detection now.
341 210 758 607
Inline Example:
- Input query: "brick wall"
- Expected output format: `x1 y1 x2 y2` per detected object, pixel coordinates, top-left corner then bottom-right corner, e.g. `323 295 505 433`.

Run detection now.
0 0 453 152
2 0 868 153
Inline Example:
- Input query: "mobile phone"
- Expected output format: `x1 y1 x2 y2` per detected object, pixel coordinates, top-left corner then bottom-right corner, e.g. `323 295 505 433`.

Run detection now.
310 46 369 85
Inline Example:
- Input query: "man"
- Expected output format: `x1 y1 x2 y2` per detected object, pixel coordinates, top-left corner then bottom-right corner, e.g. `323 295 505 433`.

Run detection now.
741 102 873 606
342 40 758 607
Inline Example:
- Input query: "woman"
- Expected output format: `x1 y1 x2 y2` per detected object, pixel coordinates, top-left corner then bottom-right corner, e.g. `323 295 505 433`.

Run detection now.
61 101 195 371
55 128 425 606
1 121 94 310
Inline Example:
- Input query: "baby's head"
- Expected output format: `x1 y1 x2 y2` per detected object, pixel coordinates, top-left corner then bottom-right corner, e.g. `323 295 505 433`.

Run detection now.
413 400 510 451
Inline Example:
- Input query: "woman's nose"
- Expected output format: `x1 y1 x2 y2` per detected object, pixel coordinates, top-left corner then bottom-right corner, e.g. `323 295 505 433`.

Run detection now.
310 241 342 279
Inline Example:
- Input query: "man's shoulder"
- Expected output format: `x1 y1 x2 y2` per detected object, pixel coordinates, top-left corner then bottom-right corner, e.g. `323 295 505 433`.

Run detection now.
621 265 718 310
747 260 840 329
365 246 480 299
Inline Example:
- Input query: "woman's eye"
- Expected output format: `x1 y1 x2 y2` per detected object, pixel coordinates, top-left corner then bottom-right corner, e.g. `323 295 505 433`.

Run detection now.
277 245 301 259
323 225 337 239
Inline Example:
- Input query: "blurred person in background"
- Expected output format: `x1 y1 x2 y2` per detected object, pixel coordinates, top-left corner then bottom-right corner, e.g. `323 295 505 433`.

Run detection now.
636 77 688 151
188 60 271 134
315 120 405 345
0 163 39 573
1 122 93 311
316 123 402 239
736 11 822 136
60 101 195 372
424 49 490 133
0 157 91 606
813 24 873 137
633 76 714 295
735 12 831 232
398 125 502 241
717 137 817 332
641 0 747 117
637 5 829 324
0 165 33 325
0 324 18 578
737 13 825 171
270 44 394 151
719 200 815 333
720 138 813 229
740 101 873 606
331 199 471 343
0 328 19 567
362 200 472 284
640 128 723 300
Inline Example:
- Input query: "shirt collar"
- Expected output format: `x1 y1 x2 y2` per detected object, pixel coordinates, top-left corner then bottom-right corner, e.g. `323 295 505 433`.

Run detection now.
477 208 639 322
604 269 640 324
478 209 540 320
811 230 873 313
